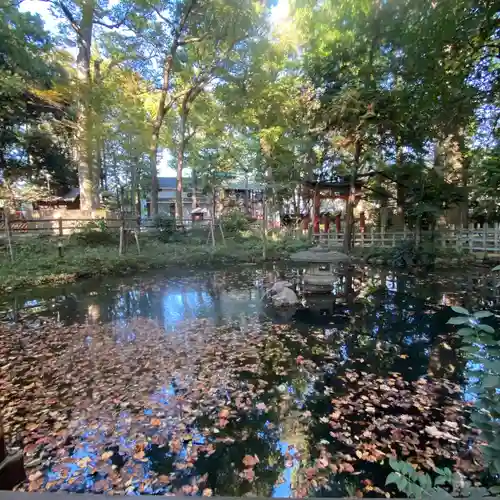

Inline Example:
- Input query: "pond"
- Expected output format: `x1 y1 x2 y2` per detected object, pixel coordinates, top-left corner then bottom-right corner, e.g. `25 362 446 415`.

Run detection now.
0 264 498 497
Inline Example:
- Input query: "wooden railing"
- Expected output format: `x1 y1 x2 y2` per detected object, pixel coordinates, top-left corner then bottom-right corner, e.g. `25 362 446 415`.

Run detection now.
310 225 500 253
0 217 213 238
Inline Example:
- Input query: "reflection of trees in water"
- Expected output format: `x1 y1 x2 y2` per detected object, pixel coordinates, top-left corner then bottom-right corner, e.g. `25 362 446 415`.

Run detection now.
3 265 492 496
145 323 314 497
285 271 471 497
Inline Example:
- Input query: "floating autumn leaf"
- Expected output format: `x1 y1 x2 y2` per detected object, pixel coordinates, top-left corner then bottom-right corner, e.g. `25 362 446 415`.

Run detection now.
242 454 259 468
202 488 213 496
342 463 355 473
76 457 92 468
29 471 43 482
219 408 230 419
133 450 147 461
239 468 255 482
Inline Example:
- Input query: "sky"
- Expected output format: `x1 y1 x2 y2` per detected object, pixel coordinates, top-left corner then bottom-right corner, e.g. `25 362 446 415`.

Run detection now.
19 0 291 177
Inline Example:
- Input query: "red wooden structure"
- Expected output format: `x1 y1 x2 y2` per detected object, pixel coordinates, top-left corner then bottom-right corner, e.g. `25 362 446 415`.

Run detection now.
302 179 366 233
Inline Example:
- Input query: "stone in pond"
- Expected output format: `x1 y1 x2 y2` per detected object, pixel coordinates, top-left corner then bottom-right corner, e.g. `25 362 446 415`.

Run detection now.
269 281 294 294
272 287 299 307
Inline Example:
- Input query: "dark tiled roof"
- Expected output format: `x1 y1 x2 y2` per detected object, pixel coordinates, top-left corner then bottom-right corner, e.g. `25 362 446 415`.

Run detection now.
158 177 177 189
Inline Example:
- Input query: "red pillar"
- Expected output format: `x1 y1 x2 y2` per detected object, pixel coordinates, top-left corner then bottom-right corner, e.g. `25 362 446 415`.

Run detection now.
335 214 341 233
324 216 330 233
314 215 320 233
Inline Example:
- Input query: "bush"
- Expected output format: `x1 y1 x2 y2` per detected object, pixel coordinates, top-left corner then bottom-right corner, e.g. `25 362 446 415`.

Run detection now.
367 239 437 268
71 220 117 246
221 211 251 233
152 214 178 242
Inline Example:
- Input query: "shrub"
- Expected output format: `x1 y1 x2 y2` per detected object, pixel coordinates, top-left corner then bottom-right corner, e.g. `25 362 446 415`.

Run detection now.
366 239 437 268
221 211 251 233
71 220 117 246
152 214 178 242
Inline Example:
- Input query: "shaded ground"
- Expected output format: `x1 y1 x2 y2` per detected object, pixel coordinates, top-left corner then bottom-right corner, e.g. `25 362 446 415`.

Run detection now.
0 265 498 496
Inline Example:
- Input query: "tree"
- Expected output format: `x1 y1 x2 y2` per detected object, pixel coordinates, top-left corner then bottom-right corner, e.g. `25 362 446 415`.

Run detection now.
0 0 75 205
49 0 131 211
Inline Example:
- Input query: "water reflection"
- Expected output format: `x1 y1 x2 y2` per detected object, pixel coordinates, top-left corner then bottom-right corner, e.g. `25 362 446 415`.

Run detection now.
2 265 499 496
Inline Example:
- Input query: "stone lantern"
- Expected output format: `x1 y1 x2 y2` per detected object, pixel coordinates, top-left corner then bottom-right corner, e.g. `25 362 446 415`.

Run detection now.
290 247 350 294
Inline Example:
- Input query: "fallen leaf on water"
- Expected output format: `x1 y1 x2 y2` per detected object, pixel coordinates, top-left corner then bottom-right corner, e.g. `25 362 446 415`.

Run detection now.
133 450 146 461
29 471 43 482
219 408 230 419
240 468 255 482
242 454 259 467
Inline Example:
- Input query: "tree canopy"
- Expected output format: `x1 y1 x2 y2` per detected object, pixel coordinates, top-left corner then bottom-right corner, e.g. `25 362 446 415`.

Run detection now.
0 0 499 236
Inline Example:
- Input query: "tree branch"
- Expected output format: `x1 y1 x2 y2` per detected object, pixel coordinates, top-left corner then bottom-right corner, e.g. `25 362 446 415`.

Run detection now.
151 4 177 32
179 33 210 46
55 0 81 37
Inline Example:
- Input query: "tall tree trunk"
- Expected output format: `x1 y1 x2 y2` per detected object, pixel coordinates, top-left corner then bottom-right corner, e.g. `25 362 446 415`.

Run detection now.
93 59 102 207
395 143 406 228
244 174 249 215
130 155 138 216
192 169 197 210
456 132 469 228
137 184 141 217
101 143 107 190
150 47 177 216
176 109 187 222
75 0 95 213
149 140 160 216
343 138 361 254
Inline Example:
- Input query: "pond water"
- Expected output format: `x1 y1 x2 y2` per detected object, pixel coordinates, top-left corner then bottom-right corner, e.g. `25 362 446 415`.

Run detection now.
1 264 499 497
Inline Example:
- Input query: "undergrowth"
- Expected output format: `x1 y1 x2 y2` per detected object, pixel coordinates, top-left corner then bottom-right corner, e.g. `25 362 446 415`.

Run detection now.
363 239 474 269
0 233 309 293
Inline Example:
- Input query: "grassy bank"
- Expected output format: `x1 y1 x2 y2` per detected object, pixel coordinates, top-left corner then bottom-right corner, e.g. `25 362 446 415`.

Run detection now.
0 234 310 293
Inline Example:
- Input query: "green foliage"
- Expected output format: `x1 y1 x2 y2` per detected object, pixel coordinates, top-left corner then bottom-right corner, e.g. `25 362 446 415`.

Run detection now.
221 211 252 233
0 233 306 293
71 220 117 246
447 300 500 482
0 0 73 196
152 215 178 242
367 239 437 269
386 458 453 498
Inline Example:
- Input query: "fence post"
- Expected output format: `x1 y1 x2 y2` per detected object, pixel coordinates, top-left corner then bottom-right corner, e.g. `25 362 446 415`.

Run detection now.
58 217 63 237
495 224 499 253
392 232 396 247
381 226 385 247
469 223 474 253
483 223 488 253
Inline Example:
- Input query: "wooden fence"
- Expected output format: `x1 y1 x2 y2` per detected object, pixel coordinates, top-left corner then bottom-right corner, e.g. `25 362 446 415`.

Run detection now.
311 225 500 254
0 217 212 238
